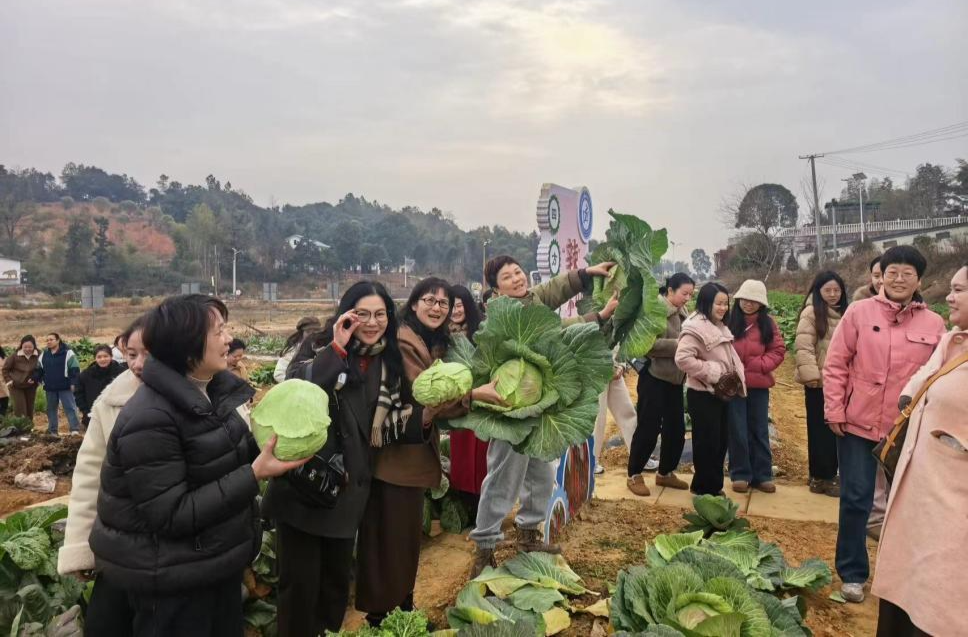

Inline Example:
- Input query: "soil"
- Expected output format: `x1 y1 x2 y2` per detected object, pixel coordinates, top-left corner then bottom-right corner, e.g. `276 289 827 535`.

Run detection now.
0 431 80 516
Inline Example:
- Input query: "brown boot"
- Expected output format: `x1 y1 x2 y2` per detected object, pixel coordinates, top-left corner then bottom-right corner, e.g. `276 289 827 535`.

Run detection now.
469 546 496 579
516 528 561 554
655 472 689 490
731 480 749 493
627 474 651 497
755 481 776 494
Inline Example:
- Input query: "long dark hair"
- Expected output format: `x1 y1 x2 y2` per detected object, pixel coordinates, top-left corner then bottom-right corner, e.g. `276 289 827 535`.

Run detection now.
728 300 775 346
312 281 403 386
659 272 696 296
399 277 454 354
450 285 482 340
694 282 729 322
802 271 848 340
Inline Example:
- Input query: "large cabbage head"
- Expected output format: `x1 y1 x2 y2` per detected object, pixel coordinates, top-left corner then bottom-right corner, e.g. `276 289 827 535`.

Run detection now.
492 358 543 409
251 379 330 460
413 360 473 407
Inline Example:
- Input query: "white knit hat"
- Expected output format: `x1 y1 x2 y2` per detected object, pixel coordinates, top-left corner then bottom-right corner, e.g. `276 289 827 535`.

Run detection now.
734 279 769 308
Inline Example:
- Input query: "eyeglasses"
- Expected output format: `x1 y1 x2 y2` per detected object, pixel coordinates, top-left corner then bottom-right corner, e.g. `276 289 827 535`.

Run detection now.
420 296 450 310
354 310 389 324
883 271 918 282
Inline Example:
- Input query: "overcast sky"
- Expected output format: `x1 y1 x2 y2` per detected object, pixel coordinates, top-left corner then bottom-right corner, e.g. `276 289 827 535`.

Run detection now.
2 0 966 259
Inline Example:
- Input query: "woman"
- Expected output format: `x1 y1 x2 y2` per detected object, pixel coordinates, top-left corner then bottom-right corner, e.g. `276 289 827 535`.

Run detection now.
226 338 247 379
872 262 968 636
726 280 786 494
853 255 883 302
263 282 405 635
36 333 81 435
675 282 745 496
59 317 148 635
627 273 695 497
0 347 8 417
357 278 504 623
74 344 124 428
88 294 305 636
2 335 40 419
447 285 489 512
794 271 848 497
273 316 321 383
111 334 125 364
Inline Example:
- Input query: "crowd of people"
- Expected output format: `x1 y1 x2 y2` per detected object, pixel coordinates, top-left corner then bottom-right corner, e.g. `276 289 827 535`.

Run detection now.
0 243 957 636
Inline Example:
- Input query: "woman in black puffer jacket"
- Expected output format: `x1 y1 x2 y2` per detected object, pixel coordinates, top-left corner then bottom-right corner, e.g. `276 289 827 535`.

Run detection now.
88 294 308 637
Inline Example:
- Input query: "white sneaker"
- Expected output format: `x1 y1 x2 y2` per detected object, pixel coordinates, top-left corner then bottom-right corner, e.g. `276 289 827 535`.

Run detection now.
841 583 865 603
645 458 660 472
594 464 605 475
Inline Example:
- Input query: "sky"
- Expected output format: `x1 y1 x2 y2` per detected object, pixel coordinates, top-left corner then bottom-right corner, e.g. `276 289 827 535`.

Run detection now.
2 0 967 260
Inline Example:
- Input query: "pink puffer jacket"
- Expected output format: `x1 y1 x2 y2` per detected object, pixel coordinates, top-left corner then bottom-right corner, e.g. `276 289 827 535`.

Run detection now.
675 314 747 396
823 294 946 442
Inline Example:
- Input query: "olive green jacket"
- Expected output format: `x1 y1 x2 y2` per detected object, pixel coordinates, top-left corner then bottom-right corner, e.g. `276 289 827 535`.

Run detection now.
506 269 597 326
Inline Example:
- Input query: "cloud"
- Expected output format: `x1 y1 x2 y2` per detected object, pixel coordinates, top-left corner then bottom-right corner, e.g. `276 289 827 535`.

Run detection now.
156 0 359 32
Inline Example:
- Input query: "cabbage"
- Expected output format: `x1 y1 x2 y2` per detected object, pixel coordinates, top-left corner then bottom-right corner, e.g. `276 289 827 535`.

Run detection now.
491 359 543 410
251 379 330 460
413 360 473 407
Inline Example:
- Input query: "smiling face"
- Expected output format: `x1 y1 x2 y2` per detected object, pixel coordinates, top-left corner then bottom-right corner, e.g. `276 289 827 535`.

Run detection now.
95 351 112 368
192 309 232 378
21 340 35 356
948 266 968 330
712 292 730 323
412 287 450 331
353 294 389 346
870 261 883 292
451 298 466 325
496 263 529 298
125 330 148 379
882 262 920 305
738 299 762 315
667 283 695 309
820 280 843 307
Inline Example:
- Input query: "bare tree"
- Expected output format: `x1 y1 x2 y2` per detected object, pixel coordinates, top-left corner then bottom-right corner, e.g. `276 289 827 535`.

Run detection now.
720 183 799 277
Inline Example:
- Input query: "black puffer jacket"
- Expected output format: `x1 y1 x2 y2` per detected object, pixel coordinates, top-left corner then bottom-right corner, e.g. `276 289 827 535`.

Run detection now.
74 360 124 414
90 358 259 594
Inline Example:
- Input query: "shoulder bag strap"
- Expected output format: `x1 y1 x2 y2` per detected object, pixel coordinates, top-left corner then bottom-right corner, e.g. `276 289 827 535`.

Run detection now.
900 349 968 421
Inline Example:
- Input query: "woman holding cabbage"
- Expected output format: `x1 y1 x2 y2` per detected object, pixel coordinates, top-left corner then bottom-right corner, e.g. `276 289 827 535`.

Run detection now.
468 255 617 577
261 281 409 635
356 277 505 625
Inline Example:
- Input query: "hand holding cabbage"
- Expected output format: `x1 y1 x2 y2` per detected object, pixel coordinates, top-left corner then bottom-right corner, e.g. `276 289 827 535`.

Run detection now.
251 379 331 461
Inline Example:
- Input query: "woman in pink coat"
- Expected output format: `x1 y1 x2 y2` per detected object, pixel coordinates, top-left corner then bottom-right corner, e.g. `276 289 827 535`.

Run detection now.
872 262 968 637
675 282 746 496
725 280 786 494
823 246 946 604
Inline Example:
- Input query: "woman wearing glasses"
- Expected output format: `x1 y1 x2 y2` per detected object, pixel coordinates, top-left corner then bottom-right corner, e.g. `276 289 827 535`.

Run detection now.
355 277 504 625
263 281 405 635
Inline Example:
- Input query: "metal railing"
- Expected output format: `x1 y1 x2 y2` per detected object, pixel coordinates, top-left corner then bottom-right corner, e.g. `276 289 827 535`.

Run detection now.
778 215 967 239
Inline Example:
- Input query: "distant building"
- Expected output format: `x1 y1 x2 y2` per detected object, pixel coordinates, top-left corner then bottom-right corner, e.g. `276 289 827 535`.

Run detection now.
0 256 22 286
284 234 330 250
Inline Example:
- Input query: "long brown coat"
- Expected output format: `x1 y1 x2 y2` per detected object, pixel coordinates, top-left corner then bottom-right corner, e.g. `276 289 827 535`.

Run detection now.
372 324 471 489
647 295 688 385
2 349 39 389
793 304 842 386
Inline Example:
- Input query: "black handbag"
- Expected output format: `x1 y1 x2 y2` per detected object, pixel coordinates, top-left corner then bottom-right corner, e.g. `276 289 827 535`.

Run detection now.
287 446 348 509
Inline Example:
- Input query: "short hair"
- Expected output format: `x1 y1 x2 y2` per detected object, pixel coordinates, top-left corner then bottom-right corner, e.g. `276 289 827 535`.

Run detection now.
120 314 148 349
228 338 246 353
485 255 521 289
143 294 229 375
660 272 696 296
694 282 729 322
94 344 113 357
47 333 61 342
880 245 927 279
19 335 37 350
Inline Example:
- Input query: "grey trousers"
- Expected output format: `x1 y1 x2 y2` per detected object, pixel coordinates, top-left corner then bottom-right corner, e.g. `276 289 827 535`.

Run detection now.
469 439 556 549
593 376 637 460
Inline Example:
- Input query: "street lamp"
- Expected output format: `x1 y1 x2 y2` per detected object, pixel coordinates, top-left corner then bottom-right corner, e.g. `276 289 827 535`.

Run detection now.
231 248 242 299
852 172 867 243
482 240 490 285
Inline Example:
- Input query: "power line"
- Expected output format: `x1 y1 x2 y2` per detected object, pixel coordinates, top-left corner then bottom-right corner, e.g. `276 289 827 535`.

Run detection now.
817 156 909 178
822 121 968 155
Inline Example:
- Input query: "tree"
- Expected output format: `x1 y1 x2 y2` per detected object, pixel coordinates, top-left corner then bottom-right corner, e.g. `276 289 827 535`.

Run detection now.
722 183 798 274
92 217 113 281
0 167 37 252
690 248 712 279
954 159 968 196
62 219 94 284
61 162 146 203
360 243 389 273
908 163 951 217
331 220 362 269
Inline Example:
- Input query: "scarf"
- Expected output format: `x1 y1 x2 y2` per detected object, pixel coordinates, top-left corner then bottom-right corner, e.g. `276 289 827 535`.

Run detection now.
355 339 414 447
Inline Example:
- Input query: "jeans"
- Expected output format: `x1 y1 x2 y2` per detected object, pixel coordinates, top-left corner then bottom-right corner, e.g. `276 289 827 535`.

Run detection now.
470 439 555 549
836 432 878 583
687 389 729 495
727 388 773 484
45 389 80 434
804 387 838 480
628 373 686 476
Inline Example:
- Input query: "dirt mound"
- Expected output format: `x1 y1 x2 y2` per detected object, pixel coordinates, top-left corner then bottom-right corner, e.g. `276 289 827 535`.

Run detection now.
0 435 82 484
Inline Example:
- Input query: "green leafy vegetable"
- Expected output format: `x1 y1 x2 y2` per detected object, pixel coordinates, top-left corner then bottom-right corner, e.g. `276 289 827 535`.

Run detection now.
682 495 751 537
443 299 612 461
413 360 474 407
251 379 330 460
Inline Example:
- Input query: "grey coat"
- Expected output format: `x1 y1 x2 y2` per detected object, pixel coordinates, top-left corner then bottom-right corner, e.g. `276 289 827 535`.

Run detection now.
647 295 688 385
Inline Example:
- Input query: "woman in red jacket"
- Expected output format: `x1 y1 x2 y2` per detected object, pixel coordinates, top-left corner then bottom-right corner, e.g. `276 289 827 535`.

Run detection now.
726 280 786 493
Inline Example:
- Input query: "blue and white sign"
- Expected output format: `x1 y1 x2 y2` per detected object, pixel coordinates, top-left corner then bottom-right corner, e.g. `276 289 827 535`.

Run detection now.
578 188 593 243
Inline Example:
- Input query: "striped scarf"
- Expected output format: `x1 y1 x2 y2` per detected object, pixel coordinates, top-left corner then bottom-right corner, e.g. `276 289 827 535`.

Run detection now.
356 339 413 447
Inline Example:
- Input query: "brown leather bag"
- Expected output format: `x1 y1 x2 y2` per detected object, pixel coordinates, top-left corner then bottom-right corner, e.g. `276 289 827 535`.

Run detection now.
713 370 744 402
873 350 968 481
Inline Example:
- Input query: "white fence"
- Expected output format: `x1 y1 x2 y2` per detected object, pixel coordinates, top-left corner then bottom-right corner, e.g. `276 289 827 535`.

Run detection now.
779 215 967 239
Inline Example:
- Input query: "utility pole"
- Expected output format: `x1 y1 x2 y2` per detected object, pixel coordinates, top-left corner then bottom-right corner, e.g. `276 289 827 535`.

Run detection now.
799 153 825 265
482 240 490 285
231 248 241 300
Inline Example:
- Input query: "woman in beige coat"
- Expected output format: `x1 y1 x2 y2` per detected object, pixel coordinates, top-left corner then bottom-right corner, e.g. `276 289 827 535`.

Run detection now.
872 262 968 637
794 271 848 497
